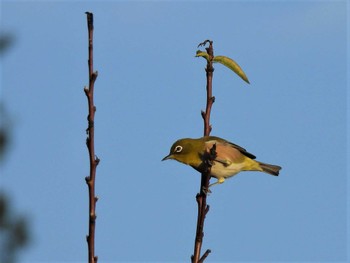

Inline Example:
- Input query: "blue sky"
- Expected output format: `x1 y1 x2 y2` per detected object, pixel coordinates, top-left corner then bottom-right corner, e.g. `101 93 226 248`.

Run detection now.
0 1 348 262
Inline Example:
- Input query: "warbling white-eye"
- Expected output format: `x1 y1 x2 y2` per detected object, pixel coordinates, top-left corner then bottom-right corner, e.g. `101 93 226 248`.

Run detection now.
162 136 281 187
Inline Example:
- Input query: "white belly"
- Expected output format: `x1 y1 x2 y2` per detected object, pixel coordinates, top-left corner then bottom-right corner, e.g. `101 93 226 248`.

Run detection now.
210 161 246 179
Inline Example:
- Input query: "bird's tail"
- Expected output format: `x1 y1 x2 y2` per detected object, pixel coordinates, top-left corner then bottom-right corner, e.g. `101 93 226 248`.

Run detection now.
257 162 281 176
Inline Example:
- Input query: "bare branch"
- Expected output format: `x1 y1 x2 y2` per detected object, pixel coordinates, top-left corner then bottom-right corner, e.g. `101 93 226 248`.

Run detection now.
192 40 215 263
84 11 99 263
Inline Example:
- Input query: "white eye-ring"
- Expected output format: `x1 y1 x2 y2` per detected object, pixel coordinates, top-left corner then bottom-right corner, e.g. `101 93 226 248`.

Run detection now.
174 145 183 153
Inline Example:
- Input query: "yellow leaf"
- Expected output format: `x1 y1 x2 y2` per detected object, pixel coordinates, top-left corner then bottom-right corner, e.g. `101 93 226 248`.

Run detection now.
213 56 250 84
195 50 210 62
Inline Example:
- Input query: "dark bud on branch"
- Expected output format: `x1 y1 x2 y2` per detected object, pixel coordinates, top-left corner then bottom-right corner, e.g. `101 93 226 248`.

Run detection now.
197 39 212 48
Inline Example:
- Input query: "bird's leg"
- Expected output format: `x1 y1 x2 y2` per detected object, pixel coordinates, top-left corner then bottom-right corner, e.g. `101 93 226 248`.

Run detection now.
214 158 230 166
201 186 212 195
209 177 225 188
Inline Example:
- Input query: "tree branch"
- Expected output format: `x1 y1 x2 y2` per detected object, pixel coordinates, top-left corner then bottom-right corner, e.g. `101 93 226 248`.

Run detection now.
192 40 215 263
84 11 99 263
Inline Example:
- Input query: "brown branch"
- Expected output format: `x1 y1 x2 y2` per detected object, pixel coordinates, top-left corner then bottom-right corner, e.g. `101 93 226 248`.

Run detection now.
85 11 99 263
192 40 215 263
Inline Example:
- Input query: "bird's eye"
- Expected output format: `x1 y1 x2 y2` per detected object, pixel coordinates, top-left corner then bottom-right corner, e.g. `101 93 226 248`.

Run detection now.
174 145 183 153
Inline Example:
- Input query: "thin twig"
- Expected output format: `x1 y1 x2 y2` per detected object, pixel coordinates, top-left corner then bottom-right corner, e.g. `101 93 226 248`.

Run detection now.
84 11 99 263
192 40 214 263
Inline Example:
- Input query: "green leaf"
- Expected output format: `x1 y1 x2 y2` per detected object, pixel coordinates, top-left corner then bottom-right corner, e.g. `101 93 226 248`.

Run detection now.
195 50 210 62
213 55 250 84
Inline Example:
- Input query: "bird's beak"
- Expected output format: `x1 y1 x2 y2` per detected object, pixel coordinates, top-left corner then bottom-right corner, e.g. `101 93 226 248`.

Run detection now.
162 154 173 161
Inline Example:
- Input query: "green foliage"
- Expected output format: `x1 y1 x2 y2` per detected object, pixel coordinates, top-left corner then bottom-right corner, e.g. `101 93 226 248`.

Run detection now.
213 55 250 84
195 50 210 61
195 50 250 84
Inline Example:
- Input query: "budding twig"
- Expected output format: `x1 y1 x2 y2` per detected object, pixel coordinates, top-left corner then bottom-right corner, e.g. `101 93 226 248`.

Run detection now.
84 11 99 263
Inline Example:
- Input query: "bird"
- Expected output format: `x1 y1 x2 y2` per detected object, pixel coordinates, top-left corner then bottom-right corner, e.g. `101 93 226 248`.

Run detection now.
162 136 281 188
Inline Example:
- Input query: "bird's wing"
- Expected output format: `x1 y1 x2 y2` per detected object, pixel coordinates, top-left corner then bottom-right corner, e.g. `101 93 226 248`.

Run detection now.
226 141 256 159
205 138 257 161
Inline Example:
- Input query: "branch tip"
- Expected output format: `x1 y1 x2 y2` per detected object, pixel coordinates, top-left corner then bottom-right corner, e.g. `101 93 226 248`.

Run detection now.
85 12 94 26
197 39 212 48
199 249 211 263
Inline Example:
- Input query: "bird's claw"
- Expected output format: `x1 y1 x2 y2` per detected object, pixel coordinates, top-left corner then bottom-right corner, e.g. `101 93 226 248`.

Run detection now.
201 186 212 195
